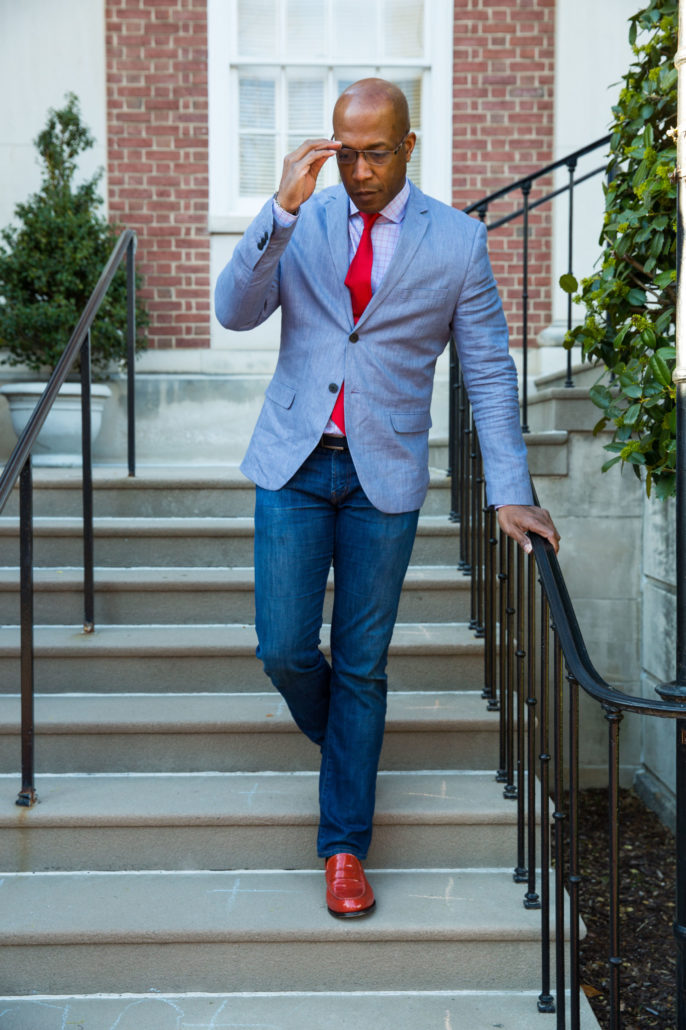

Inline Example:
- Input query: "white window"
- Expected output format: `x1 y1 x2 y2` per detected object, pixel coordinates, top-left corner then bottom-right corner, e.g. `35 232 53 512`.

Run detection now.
209 0 453 229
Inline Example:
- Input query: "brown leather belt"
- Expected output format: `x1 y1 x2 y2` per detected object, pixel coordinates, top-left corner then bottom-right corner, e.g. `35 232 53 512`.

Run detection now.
320 434 349 451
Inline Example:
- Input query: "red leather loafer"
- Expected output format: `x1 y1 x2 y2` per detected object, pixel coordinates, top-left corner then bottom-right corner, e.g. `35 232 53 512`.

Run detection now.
325 853 376 918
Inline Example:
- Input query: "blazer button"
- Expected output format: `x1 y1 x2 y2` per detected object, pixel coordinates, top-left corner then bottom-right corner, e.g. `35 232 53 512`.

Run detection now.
349 332 359 343
328 383 339 393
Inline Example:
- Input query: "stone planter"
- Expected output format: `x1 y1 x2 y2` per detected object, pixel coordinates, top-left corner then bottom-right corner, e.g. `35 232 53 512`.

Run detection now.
0 382 112 466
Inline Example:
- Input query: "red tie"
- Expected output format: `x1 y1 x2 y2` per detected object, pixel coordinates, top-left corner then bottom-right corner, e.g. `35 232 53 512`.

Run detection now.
330 211 381 434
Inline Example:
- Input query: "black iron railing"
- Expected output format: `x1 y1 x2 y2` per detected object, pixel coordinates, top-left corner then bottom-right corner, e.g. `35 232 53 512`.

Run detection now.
0 229 138 808
463 135 612 432
450 347 685 1028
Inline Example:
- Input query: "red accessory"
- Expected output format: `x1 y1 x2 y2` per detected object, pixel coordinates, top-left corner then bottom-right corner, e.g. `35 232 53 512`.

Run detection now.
330 212 381 434
325 852 376 918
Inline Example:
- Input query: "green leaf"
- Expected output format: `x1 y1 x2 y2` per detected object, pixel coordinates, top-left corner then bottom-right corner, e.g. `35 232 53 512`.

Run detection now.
627 287 647 306
589 384 613 409
559 273 579 294
623 403 641 425
655 473 676 499
649 353 672 386
622 384 643 398
655 269 677 287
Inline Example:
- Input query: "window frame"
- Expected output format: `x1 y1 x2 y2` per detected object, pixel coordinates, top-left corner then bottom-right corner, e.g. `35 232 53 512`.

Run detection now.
208 0 453 231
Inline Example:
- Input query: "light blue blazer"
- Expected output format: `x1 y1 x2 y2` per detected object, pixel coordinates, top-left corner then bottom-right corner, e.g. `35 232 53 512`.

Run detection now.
215 181 533 514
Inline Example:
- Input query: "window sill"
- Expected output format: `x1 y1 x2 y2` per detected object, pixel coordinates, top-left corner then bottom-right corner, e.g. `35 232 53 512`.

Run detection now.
209 214 257 234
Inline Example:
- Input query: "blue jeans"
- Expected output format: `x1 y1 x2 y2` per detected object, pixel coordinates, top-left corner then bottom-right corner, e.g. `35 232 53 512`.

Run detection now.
254 444 419 859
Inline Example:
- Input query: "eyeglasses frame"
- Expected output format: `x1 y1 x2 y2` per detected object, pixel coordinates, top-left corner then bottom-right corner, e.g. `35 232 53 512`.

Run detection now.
332 132 410 167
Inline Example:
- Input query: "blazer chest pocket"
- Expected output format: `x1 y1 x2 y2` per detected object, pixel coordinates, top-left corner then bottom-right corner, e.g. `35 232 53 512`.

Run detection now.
265 379 296 409
390 410 432 434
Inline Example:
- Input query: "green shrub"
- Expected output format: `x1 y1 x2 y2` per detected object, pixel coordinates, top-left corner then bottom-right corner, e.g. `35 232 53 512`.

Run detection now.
562 0 677 499
0 93 147 377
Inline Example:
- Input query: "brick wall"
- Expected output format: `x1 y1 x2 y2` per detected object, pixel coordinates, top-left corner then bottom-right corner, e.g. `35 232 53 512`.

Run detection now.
452 0 556 350
106 0 210 351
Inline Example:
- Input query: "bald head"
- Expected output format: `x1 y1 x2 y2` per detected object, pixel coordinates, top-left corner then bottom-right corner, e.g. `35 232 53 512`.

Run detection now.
333 78 410 137
331 77 416 214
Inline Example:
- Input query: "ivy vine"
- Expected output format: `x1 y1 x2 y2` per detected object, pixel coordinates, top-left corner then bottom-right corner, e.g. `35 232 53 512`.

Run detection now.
561 0 677 499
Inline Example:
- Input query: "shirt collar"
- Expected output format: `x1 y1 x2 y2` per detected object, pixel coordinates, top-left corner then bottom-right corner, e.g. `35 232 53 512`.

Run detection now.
348 179 411 223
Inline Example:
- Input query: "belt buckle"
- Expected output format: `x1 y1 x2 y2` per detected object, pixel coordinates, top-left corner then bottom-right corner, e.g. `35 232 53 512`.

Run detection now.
321 434 346 451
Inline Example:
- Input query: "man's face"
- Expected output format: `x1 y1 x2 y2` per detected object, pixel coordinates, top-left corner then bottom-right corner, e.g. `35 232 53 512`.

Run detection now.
332 98 416 214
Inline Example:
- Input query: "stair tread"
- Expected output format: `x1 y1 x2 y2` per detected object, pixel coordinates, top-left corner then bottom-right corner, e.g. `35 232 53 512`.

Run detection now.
2 463 450 490
0 991 601 1029
0 564 470 591
0 868 545 943
0 513 457 534
0 689 496 733
0 621 482 657
0 770 516 826
3 464 254 490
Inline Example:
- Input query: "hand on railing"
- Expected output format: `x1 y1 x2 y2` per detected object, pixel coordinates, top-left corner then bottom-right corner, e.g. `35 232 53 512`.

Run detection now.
497 503 560 554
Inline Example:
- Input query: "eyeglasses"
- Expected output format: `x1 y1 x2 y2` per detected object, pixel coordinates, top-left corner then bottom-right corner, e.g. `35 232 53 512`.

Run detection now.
333 133 409 166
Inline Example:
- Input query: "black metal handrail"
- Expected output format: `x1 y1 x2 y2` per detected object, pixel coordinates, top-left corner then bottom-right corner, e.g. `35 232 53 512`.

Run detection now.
0 229 138 807
463 134 612 431
450 345 685 1028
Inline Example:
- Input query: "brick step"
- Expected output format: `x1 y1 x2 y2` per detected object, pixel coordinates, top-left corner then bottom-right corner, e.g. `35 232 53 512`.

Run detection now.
0 690 496 773
0 770 524 872
0 868 556 995
0 564 471 625
0 464 452 519
0 990 601 1029
0 622 484 695
0 514 460 567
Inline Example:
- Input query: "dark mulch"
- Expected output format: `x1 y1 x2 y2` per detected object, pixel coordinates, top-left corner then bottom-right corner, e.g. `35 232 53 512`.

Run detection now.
575 788 677 1029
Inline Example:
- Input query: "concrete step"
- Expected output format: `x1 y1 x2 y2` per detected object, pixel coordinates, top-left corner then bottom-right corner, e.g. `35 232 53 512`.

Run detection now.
0 464 452 519
0 690 496 773
0 622 484 695
525 385 600 434
0 770 523 872
0 990 601 1029
0 466 258 519
0 868 559 994
533 359 602 393
0 564 472 625
0 513 460 567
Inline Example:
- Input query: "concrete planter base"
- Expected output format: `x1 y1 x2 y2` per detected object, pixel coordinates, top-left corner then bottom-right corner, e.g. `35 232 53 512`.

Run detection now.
0 382 111 466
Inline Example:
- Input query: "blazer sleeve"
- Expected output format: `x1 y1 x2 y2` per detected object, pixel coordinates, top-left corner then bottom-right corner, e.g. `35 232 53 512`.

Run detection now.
214 197 295 331
450 220 533 507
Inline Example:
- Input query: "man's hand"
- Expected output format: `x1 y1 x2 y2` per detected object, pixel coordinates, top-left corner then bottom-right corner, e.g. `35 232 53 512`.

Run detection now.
275 139 342 215
497 504 560 555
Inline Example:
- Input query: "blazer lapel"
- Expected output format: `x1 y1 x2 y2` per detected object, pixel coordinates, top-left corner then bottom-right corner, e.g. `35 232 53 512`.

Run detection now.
355 183 430 328
324 188 354 318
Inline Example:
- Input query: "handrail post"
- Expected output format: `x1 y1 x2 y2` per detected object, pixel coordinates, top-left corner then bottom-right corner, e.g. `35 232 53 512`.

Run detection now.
16 456 37 807
81 331 95 633
520 180 531 433
448 340 459 521
127 234 137 478
565 156 578 388
605 706 623 1030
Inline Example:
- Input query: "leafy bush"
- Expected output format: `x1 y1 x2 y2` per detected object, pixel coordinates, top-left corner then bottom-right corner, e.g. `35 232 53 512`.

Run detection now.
561 0 677 499
0 93 147 377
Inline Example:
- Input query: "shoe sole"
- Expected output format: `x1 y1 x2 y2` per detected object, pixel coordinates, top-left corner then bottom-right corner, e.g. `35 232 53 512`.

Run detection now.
326 900 376 919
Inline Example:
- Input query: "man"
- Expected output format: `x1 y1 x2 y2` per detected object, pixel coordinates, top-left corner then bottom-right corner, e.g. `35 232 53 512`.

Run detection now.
215 79 559 920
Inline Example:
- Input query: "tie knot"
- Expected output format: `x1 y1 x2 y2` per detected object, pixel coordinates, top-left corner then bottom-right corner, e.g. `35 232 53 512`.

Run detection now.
361 212 381 231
